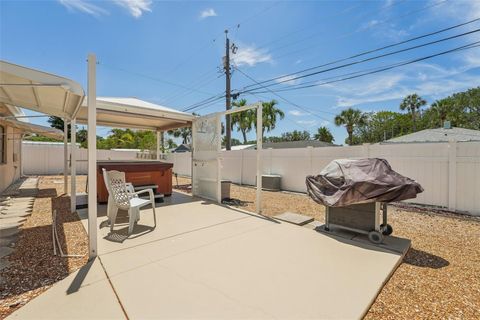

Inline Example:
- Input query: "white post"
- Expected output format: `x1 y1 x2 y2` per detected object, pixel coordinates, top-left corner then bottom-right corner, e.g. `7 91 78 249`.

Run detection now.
63 119 68 194
70 118 76 212
87 54 97 259
256 105 263 214
448 140 457 211
156 130 160 160
216 114 222 203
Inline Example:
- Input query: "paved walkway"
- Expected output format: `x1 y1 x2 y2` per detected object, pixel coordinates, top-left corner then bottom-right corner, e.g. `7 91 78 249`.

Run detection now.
8 192 410 319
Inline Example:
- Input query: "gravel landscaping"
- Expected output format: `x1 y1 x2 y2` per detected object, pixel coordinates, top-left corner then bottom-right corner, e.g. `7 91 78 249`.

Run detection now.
0 176 88 319
174 176 480 319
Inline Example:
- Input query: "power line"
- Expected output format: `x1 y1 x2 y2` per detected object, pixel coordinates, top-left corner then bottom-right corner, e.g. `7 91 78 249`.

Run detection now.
182 93 225 112
162 68 221 104
244 41 480 94
243 27 480 92
240 18 480 91
270 0 448 61
234 65 333 124
99 62 216 96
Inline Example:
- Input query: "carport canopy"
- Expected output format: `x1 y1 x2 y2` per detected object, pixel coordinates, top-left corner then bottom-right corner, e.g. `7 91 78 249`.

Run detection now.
0 60 84 120
75 97 194 131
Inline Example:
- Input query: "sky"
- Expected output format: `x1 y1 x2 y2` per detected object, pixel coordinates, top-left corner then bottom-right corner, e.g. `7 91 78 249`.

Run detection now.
1 0 479 144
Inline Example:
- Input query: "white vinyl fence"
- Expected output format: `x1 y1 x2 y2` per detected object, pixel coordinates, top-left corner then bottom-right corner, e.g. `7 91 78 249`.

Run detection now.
22 141 138 175
22 141 480 215
165 141 480 215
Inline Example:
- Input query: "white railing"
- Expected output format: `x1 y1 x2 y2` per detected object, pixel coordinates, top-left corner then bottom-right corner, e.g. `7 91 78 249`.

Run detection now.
22 141 480 215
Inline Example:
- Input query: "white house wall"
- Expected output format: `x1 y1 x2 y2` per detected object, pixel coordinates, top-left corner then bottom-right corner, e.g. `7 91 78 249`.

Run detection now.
0 126 22 193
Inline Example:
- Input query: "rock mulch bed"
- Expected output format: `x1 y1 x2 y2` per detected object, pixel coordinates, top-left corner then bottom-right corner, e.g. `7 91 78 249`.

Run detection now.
0 176 88 319
174 176 480 319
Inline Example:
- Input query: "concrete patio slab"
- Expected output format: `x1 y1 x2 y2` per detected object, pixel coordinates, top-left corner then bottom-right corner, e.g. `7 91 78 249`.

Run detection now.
8 259 125 320
9 192 410 320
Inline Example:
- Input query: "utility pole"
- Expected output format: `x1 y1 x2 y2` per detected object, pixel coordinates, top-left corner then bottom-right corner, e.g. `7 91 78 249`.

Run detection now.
224 29 232 150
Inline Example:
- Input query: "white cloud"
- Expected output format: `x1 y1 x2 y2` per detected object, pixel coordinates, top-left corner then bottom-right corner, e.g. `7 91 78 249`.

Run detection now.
58 0 152 18
113 0 152 18
429 0 480 21
275 75 299 86
199 8 217 20
58 0 108 17
233 45 272 67
327 62 479 108
289 110 307 116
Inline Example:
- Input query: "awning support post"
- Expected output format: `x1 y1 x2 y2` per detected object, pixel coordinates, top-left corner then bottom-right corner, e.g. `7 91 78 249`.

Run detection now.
156 130 160 160
70 118 76 212
87 54 97 259
63 118 68 194
256 104 263 214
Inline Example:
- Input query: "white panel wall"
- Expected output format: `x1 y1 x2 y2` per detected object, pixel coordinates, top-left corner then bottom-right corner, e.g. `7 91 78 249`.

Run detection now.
22 142 139 175
22 141 480 215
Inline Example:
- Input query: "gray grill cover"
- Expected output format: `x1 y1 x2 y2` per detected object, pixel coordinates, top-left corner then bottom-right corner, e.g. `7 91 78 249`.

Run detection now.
306 158 423 207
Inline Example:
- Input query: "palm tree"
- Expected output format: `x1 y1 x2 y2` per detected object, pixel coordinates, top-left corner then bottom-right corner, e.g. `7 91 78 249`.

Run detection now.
231 99 254 144
253 99 285 136
431 99 451 127
400 93 426 132
334 108 366 145
314 126 334 143
168 127 192 144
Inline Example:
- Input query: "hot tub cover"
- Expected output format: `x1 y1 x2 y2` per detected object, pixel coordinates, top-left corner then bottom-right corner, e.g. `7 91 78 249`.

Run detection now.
306 158 423 207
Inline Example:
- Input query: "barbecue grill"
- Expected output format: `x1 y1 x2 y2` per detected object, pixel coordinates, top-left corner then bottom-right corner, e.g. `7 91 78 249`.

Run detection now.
306 158 423 244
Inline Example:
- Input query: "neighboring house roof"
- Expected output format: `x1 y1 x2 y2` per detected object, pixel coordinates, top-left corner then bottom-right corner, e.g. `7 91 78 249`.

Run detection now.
262 140 337 149
385 127 480 143
172 144 191 152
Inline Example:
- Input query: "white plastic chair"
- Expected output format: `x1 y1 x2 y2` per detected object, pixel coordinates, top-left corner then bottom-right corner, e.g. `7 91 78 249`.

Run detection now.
105 170 157 234
102 168 136 225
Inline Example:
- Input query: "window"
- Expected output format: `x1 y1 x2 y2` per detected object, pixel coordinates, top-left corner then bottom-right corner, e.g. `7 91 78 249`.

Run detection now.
0 125 5 164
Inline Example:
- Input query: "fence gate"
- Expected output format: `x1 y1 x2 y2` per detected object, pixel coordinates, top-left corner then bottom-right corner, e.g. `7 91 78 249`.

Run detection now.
191 114 222 202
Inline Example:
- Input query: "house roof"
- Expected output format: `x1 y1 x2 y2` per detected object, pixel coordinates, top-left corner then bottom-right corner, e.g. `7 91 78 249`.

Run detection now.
75 97 194 131
0 60 84 120
385 127 480 143
0 118 63 140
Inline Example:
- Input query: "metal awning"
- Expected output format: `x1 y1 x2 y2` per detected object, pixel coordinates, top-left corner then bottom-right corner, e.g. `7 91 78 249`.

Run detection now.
0 118 63 140
0 60 85 120
75 97 194 130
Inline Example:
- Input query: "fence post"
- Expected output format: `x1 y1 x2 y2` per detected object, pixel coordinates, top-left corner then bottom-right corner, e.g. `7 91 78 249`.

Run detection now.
363 143 371 158
307 146 313 176
448 140 457 211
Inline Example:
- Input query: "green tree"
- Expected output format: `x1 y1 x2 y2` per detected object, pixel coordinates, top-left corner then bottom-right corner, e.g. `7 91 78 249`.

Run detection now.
168 127 192 145
231 99 254 144
166 138 177 149
400 93 426 132
430 99 452 126
314 126 334 143
253 99 285 136
334 108 367 145
280 130 310 141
